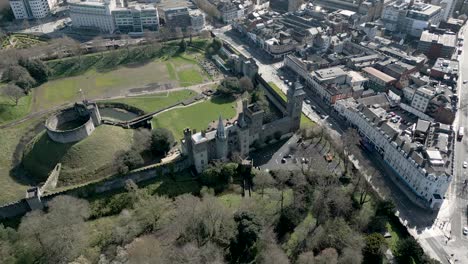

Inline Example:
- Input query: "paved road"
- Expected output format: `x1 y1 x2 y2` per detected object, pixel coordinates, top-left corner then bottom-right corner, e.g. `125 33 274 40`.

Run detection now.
213 27 341 136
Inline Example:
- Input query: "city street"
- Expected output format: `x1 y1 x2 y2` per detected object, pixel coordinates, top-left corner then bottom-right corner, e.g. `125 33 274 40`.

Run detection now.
212 27 342 136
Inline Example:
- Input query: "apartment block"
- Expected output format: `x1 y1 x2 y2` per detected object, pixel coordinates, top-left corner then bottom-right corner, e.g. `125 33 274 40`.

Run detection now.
10 0 58 19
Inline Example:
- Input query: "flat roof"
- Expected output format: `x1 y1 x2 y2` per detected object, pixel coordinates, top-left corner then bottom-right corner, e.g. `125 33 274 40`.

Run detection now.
362 67 396 83
315 67 346 80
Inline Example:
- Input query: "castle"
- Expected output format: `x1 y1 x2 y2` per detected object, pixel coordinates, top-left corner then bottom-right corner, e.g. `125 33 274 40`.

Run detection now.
181 80 306 173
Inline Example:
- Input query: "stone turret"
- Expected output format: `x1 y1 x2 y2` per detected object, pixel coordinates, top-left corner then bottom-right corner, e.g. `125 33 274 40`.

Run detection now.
287 78 306 132
216 115 228 160
182 128 193 162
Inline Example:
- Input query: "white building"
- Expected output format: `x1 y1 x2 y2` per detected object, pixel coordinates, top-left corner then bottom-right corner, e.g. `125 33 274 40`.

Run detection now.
431 0 456 21
334 99 452 209
189 9 205 32
69 0 116 33
10 0 58 19
113 4 159 34
410 87 434 113
382 1 442 37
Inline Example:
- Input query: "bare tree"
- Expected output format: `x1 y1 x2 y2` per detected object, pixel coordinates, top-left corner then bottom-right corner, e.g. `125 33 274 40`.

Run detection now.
314 248 338 264
338 247 363 264
18 196 90 263
253 170 275 197
256 228 290 264
165 194 235 248
2 83 24 105
271 170 292 213
297 251 315 264
340 128 361 175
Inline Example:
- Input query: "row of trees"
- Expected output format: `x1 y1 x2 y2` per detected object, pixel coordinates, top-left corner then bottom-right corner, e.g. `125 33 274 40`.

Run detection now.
114 128 175 174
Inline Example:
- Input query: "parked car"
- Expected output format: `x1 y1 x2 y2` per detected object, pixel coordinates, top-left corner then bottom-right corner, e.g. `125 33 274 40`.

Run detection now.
281 158 286 164
463 227 468 235
305 99 311 104
311 105 317 110
463 161 468 168
464 80 468 84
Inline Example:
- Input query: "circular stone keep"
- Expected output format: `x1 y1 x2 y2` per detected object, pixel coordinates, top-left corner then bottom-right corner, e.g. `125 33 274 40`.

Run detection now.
45 101 102 144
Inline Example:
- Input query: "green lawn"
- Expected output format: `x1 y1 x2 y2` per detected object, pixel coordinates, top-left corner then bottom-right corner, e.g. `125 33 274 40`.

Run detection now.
386 220 405 253
178 69 204 87
268 82 287 101
0 94 32 125
22 125 134 186
32 47 209 112
0 117 44 204
152 96 237 139
103 90 196 113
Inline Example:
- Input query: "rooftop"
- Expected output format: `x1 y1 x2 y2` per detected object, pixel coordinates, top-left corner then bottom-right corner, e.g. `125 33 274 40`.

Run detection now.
362 67 396 83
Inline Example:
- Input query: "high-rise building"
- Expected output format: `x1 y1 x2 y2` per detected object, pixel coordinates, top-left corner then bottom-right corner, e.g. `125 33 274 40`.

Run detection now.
431 0 456 21
69 0 159 34
113 4 159 34
163 6 191 29
269 0 302 13
9 0 58 19
382 1 442 37
69 0 116 33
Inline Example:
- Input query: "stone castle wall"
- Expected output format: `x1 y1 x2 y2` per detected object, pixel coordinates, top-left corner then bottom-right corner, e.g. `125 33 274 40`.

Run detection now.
45 109 96 144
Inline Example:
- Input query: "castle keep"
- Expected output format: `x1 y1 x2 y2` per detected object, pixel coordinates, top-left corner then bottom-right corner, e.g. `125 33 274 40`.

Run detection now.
182 80 306 173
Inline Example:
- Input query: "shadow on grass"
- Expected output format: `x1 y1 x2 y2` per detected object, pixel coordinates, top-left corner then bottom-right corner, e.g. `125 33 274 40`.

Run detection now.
17 132 75 184
210 95 236 105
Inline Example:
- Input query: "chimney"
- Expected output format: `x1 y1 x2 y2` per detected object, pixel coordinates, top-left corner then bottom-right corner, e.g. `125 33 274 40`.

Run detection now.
123 0 128 7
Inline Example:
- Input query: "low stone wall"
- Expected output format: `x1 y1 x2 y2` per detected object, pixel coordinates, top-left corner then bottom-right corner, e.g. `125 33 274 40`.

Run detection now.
97 102 145 115
45 109 96 144
0 157 191 220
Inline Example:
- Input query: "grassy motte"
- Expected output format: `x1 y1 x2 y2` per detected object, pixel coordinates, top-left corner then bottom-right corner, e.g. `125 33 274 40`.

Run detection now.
152 96 237 139
22 125 133 186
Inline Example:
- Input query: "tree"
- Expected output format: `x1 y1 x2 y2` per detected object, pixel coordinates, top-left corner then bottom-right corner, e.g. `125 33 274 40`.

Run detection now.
18 58 50 84
132 194 173 233
338 247 363 264
2 65 35 91
314 248 338 264
166 194 235 248
239 76 254 92
271 170 292 213
229 211 262 263
151 128 175 156
297 251 315 264
179 38 187 52
395 237 424 264
115 150 144 174
363 233 387 263
132 128 152 153
2 83 25 105
200 162 235 193
0 224 18 263
17 196 90 263
339 128 361 176
253 170 275 197
256 229 289 264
